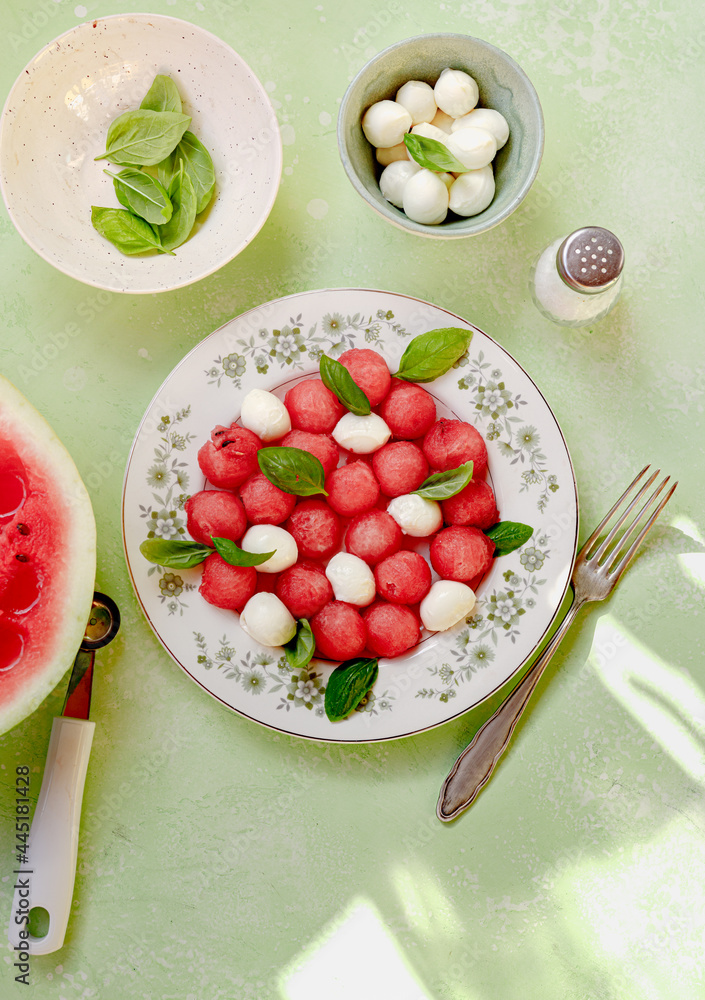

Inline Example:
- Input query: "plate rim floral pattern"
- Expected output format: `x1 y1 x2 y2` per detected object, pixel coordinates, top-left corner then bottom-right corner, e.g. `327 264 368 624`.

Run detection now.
122 288 578 743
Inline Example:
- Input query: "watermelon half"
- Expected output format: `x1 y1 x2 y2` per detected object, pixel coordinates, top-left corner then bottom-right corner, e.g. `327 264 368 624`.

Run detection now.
0 375 96 736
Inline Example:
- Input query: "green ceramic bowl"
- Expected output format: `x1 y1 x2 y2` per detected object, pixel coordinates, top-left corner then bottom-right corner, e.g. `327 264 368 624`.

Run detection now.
337 33 544 238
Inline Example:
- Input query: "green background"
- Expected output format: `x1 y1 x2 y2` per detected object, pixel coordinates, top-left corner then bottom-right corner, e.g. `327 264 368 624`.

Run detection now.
2 0 704 997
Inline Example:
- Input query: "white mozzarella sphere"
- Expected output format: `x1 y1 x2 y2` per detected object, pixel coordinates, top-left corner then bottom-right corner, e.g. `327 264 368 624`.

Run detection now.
379 160 422 208
240 524 297 573
449 166 495 216
325 553 376 606
376 142 410 166
434 68 479 118
450 107 510 149
240 593 296 647
445 127 497 170
387 493 443 537
402 169 450 225
420 581 476 632
430 108 454 133
409 122 450 146
332 412 392 453
239 388 291 441
362 100 412 148
395 80 437 125
436 171 455 191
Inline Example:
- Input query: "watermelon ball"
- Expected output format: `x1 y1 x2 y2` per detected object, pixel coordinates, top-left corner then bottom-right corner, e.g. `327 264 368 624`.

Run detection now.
379 379 437 440
326 461 380 517
363 602 421 659
184 490 247 545
422 419 488 479
285 379 345 434
275 562 333 619
372 440 429 498
280 429 340 477
338 348 392 406
430 525 495 582
345 509 402 565
441 478 499 530
374 550 432 605
311 601 367 660
239 472 297 525
198 423 262 490
199 553 256 612
286 499 341 560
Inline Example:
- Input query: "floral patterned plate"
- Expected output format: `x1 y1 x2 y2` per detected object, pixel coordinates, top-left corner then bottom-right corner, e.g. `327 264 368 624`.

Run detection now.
122 289 578 742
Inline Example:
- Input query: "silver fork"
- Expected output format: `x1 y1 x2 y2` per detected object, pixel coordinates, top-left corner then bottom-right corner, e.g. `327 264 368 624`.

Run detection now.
437 465 677 822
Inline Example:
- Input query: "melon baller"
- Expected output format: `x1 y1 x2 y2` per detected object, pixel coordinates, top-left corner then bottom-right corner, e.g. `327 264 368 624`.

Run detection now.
8 592 120 955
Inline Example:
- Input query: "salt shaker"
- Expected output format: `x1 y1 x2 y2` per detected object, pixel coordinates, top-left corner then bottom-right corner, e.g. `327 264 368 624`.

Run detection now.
530 227 624 327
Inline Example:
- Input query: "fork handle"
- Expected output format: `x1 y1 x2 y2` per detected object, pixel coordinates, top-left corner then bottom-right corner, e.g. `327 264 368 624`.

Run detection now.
437 593 584 822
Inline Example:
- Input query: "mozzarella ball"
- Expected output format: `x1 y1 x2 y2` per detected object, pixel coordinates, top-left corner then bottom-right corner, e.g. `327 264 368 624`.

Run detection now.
420 580 476 632
376 142 409 166
240 524 298 573
239 593 296 647
379 160 421 209
332 412 392 454
325 552 376 606
396 80 437 125
434 68 479 118
430 108 454 133
449 166 495 216
362 100 412 148
409 122 450 145
387 493 443 537
402 169 450 225
445 127 497 170
450 107 509 149
239 388 291 442
436 171 455 191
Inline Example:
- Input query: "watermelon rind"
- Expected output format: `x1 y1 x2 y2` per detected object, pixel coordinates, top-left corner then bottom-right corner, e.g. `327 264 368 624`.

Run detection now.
0 374 97 736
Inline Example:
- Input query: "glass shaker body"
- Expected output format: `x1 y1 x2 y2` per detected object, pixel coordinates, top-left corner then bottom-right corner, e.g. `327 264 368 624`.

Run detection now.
530 228 624 328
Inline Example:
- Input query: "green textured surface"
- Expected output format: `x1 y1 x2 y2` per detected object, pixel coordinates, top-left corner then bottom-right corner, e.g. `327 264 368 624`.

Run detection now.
1 0 704 997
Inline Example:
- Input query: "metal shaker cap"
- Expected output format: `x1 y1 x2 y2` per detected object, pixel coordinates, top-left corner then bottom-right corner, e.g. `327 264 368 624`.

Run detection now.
557 227 624 294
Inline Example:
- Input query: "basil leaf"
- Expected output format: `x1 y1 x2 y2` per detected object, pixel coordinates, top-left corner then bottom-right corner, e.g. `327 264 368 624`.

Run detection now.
95 109 192 167
404 133 468 174
319 354 371 416
140 538 212 568
484 521 534 556
394 327 473 383
156 166 198 252
413 461 474 500
211 536 276 567
91 206 172 255
140 74 182 114
258 446 328 497
325 657 379 722
171 131 216 214
105 168 173 225
283 619 316 671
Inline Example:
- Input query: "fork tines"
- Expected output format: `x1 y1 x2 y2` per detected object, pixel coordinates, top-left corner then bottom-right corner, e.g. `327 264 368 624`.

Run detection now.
584 465 677 577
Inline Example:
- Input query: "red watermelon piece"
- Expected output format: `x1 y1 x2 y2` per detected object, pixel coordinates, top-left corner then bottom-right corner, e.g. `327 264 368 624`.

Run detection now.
0 375 96 735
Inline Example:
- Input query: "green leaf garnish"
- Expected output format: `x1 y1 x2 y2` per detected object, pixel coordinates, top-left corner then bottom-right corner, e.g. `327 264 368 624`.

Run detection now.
139 538 212 568
403 133 468 174
283 620 316 671
413 461 474 500
105 168 173 225
140 74 182 114
155 164 198 252
258 446 328 497
484 521 534 555
319 354 371 416
159 131 216 214
91 207 172 255
95 109 192 166
324 657 379 722
211 537 276 567
394 327 473 383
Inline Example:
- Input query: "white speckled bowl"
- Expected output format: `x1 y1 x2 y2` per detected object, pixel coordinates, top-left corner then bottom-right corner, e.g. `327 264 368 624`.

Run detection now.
0 14 282 293
338 34 544 238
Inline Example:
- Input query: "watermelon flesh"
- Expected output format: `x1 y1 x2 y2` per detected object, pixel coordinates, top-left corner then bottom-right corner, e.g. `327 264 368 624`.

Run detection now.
0 376 96 736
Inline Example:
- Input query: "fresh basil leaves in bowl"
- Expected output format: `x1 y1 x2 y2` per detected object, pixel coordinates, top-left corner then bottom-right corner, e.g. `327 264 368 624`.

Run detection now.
0 14 282 293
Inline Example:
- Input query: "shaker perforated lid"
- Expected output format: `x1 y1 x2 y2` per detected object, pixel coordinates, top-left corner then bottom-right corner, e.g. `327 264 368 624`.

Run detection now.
557 227 624 294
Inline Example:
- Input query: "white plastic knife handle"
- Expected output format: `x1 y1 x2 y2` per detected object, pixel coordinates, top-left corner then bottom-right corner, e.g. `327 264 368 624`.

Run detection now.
8 716 94 955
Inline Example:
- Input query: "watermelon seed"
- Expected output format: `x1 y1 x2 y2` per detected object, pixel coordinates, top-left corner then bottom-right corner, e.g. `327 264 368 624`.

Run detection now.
15 553 28 562
17 523 29 535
